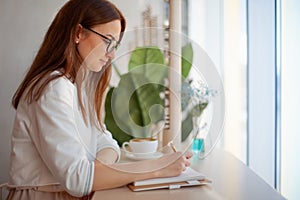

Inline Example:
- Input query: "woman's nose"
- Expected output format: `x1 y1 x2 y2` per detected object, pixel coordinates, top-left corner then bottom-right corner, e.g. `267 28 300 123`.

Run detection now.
106 51 115 59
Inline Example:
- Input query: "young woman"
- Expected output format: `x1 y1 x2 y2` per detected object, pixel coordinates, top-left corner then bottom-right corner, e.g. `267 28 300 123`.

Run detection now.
7 0 192 199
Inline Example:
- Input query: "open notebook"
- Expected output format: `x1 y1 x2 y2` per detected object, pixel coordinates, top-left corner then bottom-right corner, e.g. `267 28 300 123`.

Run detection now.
128 167 211 191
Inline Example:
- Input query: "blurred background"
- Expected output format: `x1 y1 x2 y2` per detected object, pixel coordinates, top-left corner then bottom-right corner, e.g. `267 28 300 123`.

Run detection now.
0 0 299 199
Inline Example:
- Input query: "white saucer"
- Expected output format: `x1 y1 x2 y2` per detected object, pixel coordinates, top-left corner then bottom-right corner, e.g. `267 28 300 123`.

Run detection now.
125 151 163 161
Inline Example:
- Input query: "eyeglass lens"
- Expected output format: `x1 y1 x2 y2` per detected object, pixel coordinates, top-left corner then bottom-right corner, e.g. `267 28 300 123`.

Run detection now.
107 40 119 53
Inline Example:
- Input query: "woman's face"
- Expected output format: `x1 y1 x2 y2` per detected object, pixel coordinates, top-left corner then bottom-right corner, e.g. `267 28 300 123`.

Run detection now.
76 20 121 72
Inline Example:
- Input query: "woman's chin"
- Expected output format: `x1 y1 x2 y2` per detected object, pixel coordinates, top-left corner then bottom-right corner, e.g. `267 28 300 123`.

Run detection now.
86 65 104 72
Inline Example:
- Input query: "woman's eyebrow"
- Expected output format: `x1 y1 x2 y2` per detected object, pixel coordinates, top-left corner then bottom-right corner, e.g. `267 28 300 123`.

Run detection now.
106 34 117 41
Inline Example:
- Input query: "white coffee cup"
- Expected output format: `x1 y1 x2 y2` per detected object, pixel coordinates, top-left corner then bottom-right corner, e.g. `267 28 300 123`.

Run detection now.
122 138 158 155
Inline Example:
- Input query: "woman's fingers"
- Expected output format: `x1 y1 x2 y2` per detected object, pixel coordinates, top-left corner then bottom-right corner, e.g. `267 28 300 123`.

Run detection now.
184 159 191 167
164 151 192 172
184 150 193 159
180 151 193 168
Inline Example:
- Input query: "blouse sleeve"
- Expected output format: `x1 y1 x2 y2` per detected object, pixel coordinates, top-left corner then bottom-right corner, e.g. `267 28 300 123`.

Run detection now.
28 78 93 197
96 125 121 162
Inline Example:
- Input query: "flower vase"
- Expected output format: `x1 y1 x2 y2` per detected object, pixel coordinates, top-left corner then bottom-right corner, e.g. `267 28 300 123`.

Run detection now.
191 116 205 153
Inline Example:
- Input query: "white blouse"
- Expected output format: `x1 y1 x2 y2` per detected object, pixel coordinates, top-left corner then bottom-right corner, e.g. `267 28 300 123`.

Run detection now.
8 75 120 197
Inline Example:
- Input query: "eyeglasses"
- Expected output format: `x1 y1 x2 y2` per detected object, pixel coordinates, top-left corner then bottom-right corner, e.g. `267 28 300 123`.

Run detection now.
83 26 120 54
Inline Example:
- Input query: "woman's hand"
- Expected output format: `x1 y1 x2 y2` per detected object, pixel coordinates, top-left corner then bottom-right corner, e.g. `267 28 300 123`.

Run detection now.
155 151 193 178
92 150 193 191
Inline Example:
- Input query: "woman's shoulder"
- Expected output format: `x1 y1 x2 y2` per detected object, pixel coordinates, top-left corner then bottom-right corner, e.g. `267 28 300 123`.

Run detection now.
49 71 74 87
45 71 74 90
42 71 76 99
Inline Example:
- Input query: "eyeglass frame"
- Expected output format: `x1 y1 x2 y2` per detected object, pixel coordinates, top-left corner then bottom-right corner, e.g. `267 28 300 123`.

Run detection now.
82 26 120 54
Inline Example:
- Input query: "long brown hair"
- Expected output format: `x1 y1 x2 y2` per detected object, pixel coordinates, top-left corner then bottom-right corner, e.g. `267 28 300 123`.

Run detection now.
12 0 126 129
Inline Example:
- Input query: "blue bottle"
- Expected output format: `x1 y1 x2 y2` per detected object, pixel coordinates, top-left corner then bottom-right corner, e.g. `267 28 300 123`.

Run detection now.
192 138 204 152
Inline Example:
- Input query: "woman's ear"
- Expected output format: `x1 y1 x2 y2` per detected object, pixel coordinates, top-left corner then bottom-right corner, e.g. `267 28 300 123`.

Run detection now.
75 24 84 44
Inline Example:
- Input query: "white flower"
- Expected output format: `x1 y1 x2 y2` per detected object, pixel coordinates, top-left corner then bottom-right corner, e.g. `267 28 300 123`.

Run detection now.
181 79 217 117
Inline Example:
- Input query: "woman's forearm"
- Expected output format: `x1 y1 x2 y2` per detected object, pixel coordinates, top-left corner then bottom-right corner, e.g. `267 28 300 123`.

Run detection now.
92 152 191 191
92 159 158 191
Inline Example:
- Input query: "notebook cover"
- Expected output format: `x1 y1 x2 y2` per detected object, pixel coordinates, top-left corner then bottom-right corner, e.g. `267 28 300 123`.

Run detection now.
127 179 212 192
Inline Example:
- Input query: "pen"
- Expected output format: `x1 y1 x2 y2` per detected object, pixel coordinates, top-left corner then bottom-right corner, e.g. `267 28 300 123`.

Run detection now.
169 141 177 152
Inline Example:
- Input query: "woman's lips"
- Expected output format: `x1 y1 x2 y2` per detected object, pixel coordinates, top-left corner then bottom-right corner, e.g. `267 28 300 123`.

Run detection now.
100 59 108 65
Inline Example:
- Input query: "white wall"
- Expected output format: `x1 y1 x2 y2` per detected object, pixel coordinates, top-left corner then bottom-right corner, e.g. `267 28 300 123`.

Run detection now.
188 0 222 73
248 0 276 187
0 0 68 184
281 0 300 199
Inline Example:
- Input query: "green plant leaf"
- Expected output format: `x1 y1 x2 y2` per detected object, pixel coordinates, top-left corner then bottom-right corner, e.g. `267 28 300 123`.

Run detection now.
131 74 164 125
181 102 208 142
182 43 193 79
112 63 121 78
104 88 133 146
105 44 196 145
192 103 208 117
182 112 193 142
111 73 145 137
128 46 167 84
105 71 164 141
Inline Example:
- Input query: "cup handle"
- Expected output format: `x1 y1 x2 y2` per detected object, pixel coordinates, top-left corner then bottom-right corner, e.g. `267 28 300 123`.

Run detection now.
122 142 130 153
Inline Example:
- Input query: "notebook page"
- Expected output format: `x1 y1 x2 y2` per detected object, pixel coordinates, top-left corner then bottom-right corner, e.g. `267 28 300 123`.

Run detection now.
133 167 205 186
